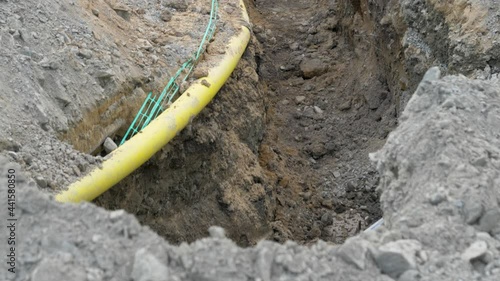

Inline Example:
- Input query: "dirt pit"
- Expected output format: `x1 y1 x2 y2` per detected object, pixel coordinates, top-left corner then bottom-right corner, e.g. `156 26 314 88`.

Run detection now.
91 0 405 247
2 0 500 279
4 0 495 249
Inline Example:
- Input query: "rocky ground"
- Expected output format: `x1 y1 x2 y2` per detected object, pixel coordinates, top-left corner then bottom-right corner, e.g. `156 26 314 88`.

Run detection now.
0 0 236 189
0 0 500 280
2 69 500 280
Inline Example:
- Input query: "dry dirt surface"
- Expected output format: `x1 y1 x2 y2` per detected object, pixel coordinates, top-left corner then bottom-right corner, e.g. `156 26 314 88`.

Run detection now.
0 0 236 190
249 0 398 244
96 0 400 246
95 0 500 247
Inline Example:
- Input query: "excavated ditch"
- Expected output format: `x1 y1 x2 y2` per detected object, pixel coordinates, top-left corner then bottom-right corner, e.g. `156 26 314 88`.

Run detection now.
92 0 409 246
2 0 500 280
7 0 494 249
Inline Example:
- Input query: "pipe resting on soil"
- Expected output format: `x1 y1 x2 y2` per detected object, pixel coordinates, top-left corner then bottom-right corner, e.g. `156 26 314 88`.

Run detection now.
56 1 251 203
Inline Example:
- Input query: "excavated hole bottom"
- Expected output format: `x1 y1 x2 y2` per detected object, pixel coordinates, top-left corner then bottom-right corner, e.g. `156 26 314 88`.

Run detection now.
63 0 408 247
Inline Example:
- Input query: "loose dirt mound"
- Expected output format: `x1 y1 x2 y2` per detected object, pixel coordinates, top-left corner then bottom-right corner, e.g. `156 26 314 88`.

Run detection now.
0 0 232 189
2 70 499 280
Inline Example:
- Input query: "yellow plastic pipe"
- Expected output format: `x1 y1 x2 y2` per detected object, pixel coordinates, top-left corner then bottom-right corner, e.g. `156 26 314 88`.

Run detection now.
56 5 251 203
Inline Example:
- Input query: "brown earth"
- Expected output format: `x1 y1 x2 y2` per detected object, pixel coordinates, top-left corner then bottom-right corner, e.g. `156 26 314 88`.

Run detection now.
248 0 399 244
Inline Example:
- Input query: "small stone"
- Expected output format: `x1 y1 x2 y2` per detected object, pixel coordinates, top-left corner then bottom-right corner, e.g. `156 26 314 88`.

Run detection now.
416 250 428 263
321 212 333 226
201 79 211 88
313 106 323 114
92 8 100 17
464 201 484 224
472 156 487 167
301 191 312 201
295 96 306 104
281 100 290 105
208 226 226 238
333 171 341 178
39 57 58 70
133 87 146 96
77 48 93 59
290 42 299 50
479 209 500 233
321 199 334 209
300 58 327 79
481 250 494 264
338 99 352 111
113 6 131 21
374 240 421 279
461 240 488 261
137 39 153 51
13 29 24 41
103 137 118 154
71 165 81 177
109 209 126 221
95 70 114 78
160 10 172 22
131 248 169 281
422 66 441 83
192 67 208 79
86 154 96 164
23 154 33 165
336 238 372 270
35 176 47 188
279 64 294 71
7 151 18 160
428 192 446 205
307 143 327 159
345 181 356 192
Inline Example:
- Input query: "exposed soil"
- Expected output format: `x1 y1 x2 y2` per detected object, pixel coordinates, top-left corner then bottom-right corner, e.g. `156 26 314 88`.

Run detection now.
0 0 230 190
94 0 401 247
247 0 398 244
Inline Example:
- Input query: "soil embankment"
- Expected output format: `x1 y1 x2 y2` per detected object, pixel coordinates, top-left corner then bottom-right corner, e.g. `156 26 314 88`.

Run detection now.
0 0 500 279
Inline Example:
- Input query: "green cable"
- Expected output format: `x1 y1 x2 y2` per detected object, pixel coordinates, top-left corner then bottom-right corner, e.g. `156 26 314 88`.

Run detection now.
120 0 219 146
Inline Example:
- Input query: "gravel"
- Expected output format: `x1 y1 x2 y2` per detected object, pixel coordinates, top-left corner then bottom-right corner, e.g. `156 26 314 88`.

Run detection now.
1 68 500 280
